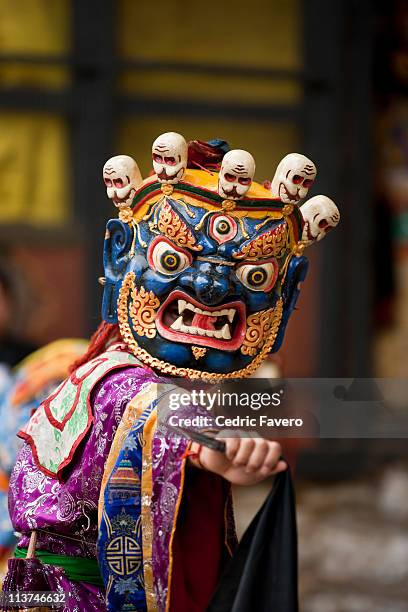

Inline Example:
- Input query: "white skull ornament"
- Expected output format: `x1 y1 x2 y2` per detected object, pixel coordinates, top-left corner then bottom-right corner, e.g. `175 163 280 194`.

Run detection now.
271 153 317 204
301 195 340 245
103 155 142 208
218 149 256 200
152 132 188 184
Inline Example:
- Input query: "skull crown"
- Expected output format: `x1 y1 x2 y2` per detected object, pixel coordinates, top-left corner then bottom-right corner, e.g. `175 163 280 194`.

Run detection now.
151 132 188 184
103 155 142 208
218 149 256 200
101 137 339 254
271 153 317 205
300 195 340 245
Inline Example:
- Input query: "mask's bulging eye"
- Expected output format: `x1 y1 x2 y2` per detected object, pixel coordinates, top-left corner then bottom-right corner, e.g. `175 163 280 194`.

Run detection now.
148 237 192 276
209 214 238 244
236 259 278 291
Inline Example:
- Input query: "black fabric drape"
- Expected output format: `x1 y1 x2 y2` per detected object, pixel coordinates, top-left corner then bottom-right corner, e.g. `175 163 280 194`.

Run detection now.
207 466 298 612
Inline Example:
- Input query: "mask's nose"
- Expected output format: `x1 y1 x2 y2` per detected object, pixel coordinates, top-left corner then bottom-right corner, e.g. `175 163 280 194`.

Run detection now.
178 261 232 306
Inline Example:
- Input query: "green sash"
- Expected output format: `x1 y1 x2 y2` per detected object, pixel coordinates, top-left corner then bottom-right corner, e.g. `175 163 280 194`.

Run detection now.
14 546 104 587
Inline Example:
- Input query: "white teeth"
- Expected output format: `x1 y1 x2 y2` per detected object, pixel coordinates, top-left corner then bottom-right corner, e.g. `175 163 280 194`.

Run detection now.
180 323 196 334
178 300 187 314
227 310 235 323
170 321 232 340
171 316 183 330
170 300 236 340
221 324 231 340
176 301 236 322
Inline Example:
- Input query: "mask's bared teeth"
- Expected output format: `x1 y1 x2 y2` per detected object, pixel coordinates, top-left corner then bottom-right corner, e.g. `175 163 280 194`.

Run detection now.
171 316 183 330
180 324 198 334
178 300 187 314
227 309 235 323
221 324 231 340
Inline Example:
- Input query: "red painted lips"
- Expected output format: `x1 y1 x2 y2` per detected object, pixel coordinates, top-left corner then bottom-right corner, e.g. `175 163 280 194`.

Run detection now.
155 290 246 351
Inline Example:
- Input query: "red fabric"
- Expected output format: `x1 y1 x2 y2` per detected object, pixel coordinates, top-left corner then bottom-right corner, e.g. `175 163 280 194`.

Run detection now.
169 469 229 612
187 140 225 172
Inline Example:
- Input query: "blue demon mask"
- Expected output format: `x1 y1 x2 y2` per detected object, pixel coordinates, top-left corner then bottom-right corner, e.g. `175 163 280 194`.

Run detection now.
100 136 339 381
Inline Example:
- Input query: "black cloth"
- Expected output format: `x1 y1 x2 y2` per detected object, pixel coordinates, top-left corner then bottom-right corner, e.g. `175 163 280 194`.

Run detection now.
207 467 298 612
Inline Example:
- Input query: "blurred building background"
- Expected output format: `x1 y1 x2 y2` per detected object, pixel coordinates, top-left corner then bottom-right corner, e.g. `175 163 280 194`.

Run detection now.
0 0 372 377
0 1 407 611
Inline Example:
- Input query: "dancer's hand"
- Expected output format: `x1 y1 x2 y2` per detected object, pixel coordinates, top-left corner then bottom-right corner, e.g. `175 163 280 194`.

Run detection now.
190 438 286 485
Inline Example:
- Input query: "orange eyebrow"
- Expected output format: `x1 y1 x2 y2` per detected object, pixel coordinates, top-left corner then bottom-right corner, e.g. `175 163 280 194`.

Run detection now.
156 199 202 251
233 224 288 260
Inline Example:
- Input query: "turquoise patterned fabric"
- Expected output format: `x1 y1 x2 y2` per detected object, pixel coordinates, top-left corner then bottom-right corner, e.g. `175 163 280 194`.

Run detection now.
98 402 155 612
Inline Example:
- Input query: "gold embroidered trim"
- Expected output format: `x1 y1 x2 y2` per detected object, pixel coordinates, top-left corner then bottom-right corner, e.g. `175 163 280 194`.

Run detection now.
221 199 236 211
191 346 207 360
161 184 174 195
241 303 283 356
156 199 202 251
292 240 307 256
118 206 134 224
282 204 294 217
233 224 288 260
165 453 187 612
141 411 157 611
130 286 160 338
117 272 284 381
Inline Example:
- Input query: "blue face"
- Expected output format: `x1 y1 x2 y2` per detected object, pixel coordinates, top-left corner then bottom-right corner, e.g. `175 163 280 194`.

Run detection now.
102 197 308 375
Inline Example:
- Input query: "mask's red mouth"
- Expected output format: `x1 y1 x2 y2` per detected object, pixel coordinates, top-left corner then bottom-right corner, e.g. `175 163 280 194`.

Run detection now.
156 290 246 351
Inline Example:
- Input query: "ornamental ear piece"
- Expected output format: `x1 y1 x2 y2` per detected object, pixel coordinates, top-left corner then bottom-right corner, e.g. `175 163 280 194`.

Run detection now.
271 153 317 204
152 132 188 184
103 155 142 208
218 149 256 200
300 195 340 245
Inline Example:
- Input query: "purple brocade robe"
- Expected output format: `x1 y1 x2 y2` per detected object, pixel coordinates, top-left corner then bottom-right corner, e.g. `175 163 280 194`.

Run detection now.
5 366 152 612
